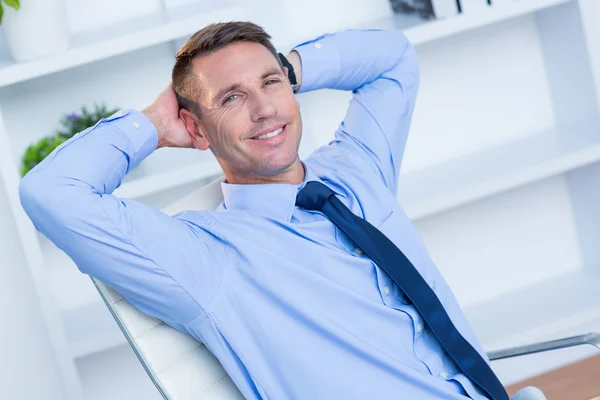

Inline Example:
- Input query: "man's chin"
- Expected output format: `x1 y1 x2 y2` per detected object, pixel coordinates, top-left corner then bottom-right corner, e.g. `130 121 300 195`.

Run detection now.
247 152 299 175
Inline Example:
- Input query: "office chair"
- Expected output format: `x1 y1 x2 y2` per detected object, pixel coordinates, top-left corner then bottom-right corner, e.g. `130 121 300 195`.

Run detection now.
90 176 600 399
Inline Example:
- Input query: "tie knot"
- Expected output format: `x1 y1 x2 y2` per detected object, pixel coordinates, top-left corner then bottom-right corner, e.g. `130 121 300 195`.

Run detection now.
296 181 335 211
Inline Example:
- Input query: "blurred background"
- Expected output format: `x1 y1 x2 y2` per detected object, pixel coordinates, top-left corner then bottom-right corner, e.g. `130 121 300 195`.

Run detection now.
1 0 599 399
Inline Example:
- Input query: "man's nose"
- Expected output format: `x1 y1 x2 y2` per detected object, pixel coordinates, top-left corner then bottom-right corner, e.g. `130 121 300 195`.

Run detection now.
250 91 277 122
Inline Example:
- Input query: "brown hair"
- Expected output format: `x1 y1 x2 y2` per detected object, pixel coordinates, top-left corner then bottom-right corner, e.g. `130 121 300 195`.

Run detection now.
172 21 281 117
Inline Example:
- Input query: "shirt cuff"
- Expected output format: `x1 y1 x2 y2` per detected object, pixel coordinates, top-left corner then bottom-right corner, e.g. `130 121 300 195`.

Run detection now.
291 33 342 94
103 108 159 172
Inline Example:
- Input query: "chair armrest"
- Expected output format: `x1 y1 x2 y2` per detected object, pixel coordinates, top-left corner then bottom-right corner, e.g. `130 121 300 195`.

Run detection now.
487 332 600 361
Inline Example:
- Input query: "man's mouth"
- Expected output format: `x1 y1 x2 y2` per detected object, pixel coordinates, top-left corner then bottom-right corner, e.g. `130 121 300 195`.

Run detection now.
255 127 284 140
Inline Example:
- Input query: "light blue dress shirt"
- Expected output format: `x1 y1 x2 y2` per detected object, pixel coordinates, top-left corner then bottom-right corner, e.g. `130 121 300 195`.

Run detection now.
20 29 491 399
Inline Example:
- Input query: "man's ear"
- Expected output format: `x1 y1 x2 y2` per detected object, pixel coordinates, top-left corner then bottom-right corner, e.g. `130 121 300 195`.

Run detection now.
179 108 210 151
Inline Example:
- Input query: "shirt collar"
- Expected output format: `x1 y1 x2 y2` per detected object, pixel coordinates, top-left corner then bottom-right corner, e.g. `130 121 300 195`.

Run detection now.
220 161 336 222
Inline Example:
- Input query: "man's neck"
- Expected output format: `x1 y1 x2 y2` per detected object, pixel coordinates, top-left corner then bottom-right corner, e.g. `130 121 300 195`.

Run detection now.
223 158 305 185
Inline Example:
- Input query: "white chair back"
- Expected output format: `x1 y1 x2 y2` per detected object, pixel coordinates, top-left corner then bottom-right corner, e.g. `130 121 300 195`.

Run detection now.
91 176 245 399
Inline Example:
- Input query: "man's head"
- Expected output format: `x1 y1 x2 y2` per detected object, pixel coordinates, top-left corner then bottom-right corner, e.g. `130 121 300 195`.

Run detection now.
172 21 303 185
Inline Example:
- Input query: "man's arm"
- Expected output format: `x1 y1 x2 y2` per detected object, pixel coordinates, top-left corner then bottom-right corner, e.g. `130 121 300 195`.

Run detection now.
289 29 419 194
19 85 224 327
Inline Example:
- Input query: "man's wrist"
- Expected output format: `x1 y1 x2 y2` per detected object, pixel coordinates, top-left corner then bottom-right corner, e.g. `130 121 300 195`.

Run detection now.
286 50 302 92
141 107 167 149
103 109 159 171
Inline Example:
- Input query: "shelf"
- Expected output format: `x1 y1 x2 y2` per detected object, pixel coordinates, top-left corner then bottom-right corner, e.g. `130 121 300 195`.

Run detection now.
398 118 600 220
0 1 245 88
114 157 223 199
276 0 571 50
464 266 600 351
390 0 571 47
0 0 570 88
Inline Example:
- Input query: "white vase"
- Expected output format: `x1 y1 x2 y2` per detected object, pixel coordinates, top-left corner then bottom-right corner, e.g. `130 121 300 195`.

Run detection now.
2 0 69 62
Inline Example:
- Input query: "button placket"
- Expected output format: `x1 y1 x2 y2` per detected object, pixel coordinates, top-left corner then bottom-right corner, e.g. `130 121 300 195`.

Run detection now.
407 313 436 376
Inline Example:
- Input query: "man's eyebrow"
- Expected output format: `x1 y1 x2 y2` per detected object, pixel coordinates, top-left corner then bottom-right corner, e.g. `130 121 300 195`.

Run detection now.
261 67 284 79
213 68 284 103
214 83 240 103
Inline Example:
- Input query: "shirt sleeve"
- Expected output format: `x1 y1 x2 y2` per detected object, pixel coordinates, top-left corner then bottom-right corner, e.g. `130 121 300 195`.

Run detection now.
293 29 420 195
18 109 225 326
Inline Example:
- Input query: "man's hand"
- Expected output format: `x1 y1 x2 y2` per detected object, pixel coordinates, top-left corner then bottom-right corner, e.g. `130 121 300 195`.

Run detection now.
142 82 194 149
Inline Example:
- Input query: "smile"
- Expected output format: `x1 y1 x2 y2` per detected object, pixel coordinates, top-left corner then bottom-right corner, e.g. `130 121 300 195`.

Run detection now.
255 127 283 140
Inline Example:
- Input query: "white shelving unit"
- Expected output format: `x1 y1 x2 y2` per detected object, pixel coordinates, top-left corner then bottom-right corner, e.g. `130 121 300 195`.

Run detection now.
1 0 599 398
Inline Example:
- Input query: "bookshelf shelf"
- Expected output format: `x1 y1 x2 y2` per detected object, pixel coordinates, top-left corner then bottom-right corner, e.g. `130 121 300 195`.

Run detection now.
400 119 600 219
115 157 222 199
404 0 571 46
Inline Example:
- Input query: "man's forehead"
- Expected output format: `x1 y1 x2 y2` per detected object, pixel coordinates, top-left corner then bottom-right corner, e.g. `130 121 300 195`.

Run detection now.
193 42 277 79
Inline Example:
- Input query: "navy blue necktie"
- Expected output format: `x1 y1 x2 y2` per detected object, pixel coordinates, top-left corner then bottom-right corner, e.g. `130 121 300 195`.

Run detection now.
296 181 508 400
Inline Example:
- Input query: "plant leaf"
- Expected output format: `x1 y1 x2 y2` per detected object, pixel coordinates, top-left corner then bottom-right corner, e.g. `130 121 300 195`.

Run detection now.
0 4 4 25
4 0 20 11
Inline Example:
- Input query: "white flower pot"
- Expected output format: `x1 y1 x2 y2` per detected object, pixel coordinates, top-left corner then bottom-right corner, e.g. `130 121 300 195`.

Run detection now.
2 0 69 62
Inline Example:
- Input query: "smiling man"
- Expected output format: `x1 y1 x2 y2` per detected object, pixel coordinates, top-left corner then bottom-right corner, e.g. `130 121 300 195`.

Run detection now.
19 21 511 400
169 31 305 184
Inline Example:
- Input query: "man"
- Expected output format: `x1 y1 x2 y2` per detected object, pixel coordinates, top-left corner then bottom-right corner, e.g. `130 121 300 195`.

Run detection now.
20 22 506 399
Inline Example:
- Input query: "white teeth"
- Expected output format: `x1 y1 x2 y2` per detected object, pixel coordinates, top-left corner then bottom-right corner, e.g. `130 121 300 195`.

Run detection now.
256 127 283 140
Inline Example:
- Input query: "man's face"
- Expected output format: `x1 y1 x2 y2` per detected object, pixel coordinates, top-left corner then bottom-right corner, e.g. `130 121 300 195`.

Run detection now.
185 41 302 183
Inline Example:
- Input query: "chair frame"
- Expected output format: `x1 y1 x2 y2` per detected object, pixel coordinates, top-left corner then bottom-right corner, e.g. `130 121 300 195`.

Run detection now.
487 332 600 361
92 278 170 399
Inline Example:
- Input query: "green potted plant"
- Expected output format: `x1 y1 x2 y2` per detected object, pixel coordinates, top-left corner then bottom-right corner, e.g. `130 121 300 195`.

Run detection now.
20 135 68 177
56 103 120 140
20 103 121 177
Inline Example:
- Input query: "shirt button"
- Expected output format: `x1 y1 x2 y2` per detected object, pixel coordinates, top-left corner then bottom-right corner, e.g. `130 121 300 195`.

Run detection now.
416 324 423 333
439 371 449 379
384 286 390 295
354 247 363 255
132 121 140 129
314 42 322 49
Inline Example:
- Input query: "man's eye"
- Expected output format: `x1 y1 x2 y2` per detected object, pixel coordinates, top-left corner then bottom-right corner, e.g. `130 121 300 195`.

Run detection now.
265 79 280 85
223 94 238 104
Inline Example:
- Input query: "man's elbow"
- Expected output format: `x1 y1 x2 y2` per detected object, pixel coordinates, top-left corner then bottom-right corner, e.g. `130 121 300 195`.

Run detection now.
19 172 49 224
18 171 66 227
